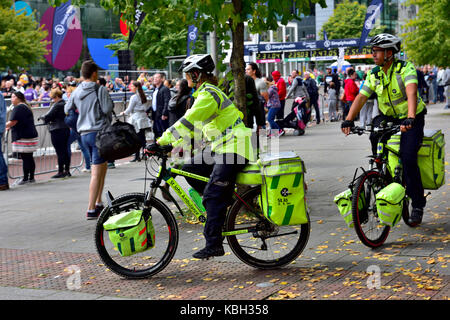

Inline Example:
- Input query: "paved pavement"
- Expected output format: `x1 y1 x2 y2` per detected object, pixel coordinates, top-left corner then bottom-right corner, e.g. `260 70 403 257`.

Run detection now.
0 102 449 303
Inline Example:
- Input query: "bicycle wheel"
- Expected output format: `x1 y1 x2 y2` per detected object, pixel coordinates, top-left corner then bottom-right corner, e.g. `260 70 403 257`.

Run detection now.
352 171 390 248
225 186 310 269
95 193 179 279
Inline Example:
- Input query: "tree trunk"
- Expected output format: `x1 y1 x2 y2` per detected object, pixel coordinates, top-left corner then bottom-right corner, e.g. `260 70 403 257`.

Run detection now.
230 0 247 125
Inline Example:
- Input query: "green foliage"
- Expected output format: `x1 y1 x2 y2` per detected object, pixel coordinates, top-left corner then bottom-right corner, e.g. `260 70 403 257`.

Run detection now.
0 2 49 70
319 0 384 39
402 0 450 67
105 3 205 69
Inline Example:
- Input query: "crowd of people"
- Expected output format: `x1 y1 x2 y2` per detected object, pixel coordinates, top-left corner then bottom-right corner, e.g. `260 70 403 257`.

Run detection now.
1 60 449 212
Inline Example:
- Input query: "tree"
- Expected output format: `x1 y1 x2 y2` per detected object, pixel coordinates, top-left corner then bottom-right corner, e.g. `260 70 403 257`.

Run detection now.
319 0 384 39
401 0 450 67
51 0 326 121
105 4 205 69
0 0 49 71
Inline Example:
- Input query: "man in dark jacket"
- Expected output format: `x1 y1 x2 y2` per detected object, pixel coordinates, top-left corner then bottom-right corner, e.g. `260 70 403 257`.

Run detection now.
324 67 340 95
147 72 171 139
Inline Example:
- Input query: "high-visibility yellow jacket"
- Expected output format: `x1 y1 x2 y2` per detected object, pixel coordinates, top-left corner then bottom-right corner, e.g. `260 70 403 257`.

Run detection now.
360 59 425 119
157 82 254 161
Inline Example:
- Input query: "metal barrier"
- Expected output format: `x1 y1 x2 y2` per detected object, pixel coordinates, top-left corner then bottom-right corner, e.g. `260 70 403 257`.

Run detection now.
3 100 130 183
4 123 85 182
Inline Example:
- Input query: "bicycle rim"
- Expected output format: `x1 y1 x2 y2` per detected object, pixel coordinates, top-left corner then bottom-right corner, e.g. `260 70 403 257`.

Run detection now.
226 186 310 269
352 171 390 248
95 193 179 279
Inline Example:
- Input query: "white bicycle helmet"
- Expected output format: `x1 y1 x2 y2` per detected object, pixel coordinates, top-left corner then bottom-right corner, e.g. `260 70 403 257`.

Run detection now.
369 33 401 53
179 54 215 74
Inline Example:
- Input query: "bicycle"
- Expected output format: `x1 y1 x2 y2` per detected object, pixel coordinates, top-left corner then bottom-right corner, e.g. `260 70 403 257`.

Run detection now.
347 123 414 248
94 145 310 279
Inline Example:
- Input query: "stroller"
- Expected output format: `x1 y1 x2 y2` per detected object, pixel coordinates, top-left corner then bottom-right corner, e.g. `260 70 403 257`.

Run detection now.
276 96 311 136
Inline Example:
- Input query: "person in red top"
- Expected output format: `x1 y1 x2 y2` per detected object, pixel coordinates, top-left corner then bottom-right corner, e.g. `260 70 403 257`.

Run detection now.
271 70 286 120
342 68 359 120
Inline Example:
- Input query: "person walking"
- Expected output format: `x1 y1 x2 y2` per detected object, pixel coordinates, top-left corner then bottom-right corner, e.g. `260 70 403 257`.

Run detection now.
0 94 8 190
146 54 253 259
39 88 71 178
245 63 268 129
119 81 151 162
341 33 427 226
271 70 286 121
265 75 284 137
286 69 309 100
342 68 359 120
65 60 114 220
5 91 39 185
304 72 321 124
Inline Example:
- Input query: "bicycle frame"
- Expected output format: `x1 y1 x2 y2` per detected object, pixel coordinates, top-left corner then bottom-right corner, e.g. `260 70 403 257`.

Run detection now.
149 160 258 238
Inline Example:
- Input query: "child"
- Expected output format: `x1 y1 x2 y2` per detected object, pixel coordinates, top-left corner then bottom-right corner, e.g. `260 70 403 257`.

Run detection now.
327 82 338 121
265 76 284 137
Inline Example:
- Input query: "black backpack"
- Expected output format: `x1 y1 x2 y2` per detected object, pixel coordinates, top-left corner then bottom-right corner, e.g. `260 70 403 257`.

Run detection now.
305 78 318 97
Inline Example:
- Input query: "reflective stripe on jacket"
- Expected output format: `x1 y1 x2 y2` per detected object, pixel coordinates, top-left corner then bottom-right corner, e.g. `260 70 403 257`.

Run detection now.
157 82 254 161
360 60 425 119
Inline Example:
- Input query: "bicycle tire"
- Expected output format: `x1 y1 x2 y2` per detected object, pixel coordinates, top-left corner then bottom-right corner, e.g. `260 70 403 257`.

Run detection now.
352 171 390 248
94 193 179 279
225 186 310 269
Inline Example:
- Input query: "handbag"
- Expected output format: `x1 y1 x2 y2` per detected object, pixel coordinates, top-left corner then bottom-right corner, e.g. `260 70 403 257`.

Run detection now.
95 119 142 161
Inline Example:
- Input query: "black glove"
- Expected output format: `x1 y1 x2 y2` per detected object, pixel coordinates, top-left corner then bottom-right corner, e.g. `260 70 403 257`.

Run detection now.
144 143 159 155
401 117 415 127
341 120 355 129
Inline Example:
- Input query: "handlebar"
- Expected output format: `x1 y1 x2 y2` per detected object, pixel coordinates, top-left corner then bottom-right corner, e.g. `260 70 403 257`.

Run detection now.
144 143 173 159
350 123 401 136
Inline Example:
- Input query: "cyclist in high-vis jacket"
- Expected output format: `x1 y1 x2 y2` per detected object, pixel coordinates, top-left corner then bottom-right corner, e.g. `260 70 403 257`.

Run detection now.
146 54 254 259
341 33 427 227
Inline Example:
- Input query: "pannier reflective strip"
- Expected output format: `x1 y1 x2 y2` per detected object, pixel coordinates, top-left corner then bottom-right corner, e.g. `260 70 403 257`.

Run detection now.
259 152 308 226
387 129 445 190
375 182 405 227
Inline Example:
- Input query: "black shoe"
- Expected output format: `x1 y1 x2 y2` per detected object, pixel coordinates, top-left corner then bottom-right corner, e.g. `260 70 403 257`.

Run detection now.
192 246 225 259
86 210 99 220
51 172 66 179
95 204 105 215
408 207 424 227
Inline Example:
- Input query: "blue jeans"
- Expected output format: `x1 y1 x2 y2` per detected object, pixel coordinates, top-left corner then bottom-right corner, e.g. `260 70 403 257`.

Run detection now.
68 129 91 169
0 135 7 185
81 132 106 165
267 107 280 131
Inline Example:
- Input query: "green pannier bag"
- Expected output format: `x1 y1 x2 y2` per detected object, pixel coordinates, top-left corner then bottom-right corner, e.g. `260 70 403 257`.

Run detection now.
387 129 445 190
334 189 366 228
236 162 262 185
375 182 405 227
103 210 155 257
258 152 308 226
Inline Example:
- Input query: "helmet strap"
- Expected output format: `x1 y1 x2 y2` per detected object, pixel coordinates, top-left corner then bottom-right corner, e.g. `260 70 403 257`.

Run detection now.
381 49 394 67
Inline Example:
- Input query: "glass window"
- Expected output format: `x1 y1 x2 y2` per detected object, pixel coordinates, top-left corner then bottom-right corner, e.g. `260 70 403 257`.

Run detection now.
285 27 296 42
260 31 270 42
272 26 283 42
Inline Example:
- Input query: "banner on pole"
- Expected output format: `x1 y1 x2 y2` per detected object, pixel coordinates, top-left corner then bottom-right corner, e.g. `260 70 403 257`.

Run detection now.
128 1 146 47
359 0 383 52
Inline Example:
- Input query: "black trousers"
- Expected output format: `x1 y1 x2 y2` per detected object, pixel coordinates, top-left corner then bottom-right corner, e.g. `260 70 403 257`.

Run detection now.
182 151 248 249
369 111 426 209
51 128 71 173
19 153 35 180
